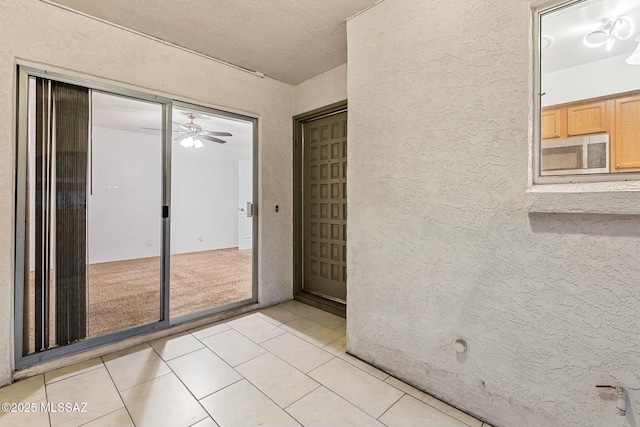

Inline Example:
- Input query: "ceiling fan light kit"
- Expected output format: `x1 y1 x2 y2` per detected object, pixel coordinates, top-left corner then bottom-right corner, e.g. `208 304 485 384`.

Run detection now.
174 112 233 149
179 136 204 149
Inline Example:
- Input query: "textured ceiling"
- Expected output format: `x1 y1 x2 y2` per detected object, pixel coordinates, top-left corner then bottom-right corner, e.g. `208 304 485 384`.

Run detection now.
47 0 379 85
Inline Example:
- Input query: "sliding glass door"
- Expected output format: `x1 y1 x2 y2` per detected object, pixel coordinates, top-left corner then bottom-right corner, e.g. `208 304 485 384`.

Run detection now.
169 104 255 320
87 91 163 337
15 67 257 367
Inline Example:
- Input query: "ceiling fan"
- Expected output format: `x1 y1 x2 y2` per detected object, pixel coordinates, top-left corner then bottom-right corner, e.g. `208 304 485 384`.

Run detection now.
174 112 232 149
141 112 232 149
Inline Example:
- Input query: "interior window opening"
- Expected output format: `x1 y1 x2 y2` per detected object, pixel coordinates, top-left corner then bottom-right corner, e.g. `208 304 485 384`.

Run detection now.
537 0 640 181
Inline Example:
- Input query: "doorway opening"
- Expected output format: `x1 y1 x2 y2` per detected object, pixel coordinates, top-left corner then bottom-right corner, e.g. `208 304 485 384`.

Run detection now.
293 102 347 318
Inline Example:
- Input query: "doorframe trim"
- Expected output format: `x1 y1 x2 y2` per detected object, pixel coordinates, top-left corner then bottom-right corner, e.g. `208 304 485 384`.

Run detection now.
292 101 347 318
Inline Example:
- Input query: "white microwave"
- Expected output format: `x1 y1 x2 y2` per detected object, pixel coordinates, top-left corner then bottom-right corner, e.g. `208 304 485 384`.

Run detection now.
540 135 609 176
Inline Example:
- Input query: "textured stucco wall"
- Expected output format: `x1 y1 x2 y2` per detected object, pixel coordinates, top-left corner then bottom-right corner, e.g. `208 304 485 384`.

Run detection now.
0 0 294 386
347 1 640 426
293 63 347 116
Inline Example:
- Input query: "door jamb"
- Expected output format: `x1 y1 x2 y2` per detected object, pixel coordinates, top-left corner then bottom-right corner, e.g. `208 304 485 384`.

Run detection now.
292 101 347 318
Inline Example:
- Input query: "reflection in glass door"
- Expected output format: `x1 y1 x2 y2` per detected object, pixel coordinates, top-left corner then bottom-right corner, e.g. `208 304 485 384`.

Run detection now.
169 105 255 319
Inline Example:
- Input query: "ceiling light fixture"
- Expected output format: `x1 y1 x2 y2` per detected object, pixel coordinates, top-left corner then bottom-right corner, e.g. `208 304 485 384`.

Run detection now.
179 136 204 149
583 16 635 51
626 35 640 65
173 112 232 149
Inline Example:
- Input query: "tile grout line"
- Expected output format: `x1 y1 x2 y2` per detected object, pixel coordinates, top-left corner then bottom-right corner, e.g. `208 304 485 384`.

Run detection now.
306 353 339 377
196 377 244 402
383 377 480 427
375 391 405 422
305 357 407 421
99 356 137 427
114 369 173 393
149 338 207 363
282 382 322 411
281 327 341 350
235 375 307 427
233 348 324 388
44 360 103 386
319 346 394 383
49 305 350 427
42 374 52 427
193 328 269 367
207 329 334 424
187 328 265 371
322 385 388 425
145 341 225 427
189 324 232 341
169 325 276 426
254 312 289 327
336 353 389 381
76 407 128 427
226 322 288 346
187 416 211 427
256 337 339 376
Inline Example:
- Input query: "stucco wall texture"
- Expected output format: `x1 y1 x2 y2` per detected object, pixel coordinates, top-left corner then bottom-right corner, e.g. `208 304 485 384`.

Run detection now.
346 1 640 426
293 63 347 116
0 0 294 385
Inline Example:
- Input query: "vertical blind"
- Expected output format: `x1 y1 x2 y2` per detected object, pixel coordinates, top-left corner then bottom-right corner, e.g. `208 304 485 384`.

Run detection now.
26 78 89 354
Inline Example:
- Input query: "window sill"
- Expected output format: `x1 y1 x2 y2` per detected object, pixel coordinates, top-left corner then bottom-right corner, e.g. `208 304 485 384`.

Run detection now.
525 182 640 215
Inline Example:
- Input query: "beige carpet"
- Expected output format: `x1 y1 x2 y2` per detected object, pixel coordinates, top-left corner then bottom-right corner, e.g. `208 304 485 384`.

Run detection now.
25 248 252 354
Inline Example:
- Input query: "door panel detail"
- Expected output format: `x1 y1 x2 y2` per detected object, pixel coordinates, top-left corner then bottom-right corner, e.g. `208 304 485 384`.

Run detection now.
303 112 347 301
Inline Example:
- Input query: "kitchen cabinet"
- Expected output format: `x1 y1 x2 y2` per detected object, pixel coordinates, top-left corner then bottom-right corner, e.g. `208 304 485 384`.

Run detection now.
612 94 640 173
541 107 567 139
543 90 640 174
567 100 609 136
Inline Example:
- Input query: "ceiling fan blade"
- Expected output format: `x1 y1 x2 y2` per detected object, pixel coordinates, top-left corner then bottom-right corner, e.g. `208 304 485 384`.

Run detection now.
173 122 189 131
203 131 233 137
140 127 182 132
200 134 227 144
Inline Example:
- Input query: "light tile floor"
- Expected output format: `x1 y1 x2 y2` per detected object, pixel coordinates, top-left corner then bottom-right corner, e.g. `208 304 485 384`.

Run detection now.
0 301 492 427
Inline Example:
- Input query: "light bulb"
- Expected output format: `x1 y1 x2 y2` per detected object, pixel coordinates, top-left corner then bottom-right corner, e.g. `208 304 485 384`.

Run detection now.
179 137 190 148
194 139 204 149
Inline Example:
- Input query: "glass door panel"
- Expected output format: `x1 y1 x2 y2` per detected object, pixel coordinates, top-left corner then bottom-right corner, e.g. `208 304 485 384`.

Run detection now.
87 91 163 337
170 105 254 318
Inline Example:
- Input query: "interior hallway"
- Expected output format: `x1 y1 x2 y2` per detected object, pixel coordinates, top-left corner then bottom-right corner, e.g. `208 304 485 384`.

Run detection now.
0 301 491 427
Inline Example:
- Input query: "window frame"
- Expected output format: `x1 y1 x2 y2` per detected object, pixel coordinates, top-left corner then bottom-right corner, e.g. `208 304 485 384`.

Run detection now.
531 0 640 185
